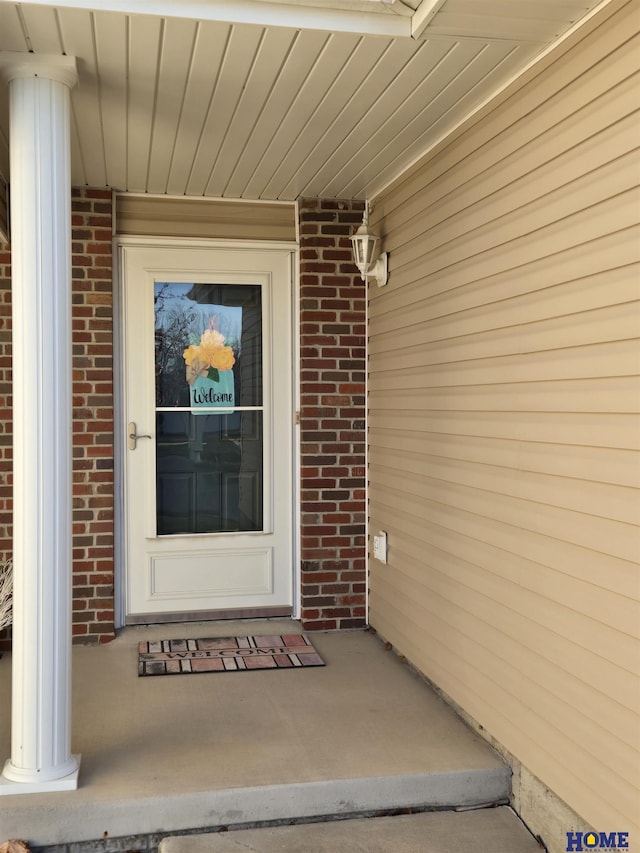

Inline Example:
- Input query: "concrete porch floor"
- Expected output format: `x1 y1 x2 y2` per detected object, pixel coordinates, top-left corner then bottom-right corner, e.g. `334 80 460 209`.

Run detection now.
0 621 513 850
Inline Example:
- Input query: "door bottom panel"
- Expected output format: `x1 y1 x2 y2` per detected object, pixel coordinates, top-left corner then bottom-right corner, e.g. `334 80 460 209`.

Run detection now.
149 548 273 601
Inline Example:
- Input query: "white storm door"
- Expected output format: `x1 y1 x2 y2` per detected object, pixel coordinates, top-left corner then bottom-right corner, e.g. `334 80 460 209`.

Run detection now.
120 243 293 620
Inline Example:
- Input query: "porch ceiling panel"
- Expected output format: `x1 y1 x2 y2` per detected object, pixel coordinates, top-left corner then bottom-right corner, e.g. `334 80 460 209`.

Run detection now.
0 0 606 201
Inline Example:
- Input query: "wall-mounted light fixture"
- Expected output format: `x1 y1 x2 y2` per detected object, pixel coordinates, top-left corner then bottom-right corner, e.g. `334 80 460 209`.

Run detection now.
350 205 388 287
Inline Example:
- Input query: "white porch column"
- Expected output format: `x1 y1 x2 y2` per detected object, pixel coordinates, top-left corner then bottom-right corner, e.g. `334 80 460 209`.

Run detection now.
0 54 80 793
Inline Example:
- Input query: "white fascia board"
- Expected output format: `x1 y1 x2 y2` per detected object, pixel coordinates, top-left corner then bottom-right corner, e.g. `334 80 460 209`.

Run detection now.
0 0 411 37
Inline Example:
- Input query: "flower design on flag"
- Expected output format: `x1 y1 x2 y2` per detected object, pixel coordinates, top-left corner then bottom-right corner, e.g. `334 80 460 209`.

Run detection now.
183 321 235 386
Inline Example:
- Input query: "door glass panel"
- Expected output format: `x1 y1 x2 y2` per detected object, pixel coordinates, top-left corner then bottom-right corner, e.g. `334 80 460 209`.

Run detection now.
154 282 263 535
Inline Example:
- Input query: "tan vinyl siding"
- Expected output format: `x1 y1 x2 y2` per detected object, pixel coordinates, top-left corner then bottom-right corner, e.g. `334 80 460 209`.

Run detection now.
368 0 640 837
115 195 296 241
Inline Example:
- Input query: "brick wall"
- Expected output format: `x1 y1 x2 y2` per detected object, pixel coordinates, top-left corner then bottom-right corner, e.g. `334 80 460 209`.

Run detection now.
298 198 367 630
1 192 366 647
0 240 12 651
0 245 11 568
71 188 115 643
0 188 116 649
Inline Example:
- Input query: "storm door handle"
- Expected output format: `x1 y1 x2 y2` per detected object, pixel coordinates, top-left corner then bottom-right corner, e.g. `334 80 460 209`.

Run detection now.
128 422 152 450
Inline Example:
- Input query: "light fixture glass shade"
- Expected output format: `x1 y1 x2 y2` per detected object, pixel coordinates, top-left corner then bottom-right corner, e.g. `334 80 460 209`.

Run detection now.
350 224 378 274
350 209 389 287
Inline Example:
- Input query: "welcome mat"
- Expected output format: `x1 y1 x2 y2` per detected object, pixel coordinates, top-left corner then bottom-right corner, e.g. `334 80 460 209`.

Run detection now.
138 634 325 677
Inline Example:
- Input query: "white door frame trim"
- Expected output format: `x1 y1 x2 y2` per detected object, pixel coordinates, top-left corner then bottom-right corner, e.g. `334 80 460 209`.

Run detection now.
113 235 300 627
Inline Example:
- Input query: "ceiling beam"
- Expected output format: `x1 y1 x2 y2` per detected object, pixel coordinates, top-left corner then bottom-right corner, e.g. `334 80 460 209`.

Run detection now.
411 0 447 38
0 0 412 36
